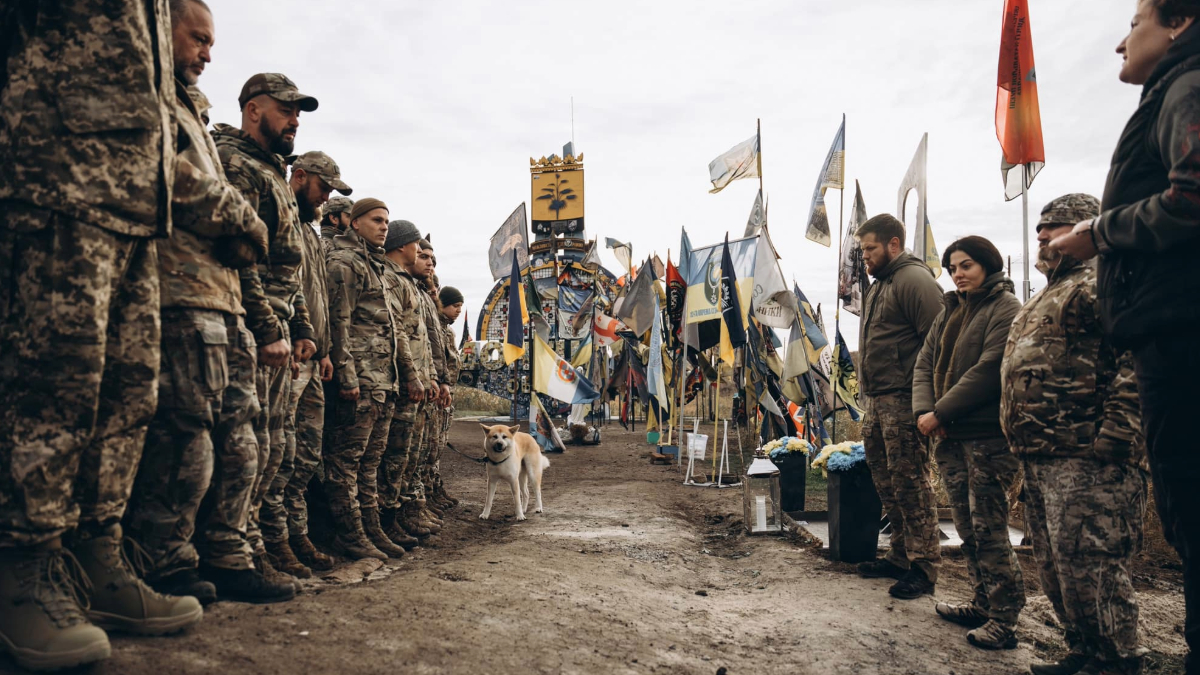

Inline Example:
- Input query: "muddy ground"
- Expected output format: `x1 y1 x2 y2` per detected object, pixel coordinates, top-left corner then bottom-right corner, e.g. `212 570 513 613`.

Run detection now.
3 421 1185 674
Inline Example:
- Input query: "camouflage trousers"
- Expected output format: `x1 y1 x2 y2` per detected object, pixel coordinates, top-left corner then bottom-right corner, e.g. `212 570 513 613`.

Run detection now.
421 406 450 495
379 399 422 509
862 392 942 581
936 437 1025 623
124 310 260 578
1024 457 1147 660
259 352 308 545
247 324 292 555
0 207 159 547
197 320 260 570
400 403 433 501
283 360 324 537
325 390 395 523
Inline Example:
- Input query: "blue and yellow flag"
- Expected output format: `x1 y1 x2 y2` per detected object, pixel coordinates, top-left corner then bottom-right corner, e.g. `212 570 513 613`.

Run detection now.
503 252 528 364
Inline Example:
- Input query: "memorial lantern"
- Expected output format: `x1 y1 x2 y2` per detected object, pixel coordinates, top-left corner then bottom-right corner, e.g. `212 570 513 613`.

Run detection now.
743 454 783 535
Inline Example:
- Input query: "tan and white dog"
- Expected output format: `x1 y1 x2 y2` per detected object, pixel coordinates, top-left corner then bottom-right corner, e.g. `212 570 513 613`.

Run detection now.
478 424 549 521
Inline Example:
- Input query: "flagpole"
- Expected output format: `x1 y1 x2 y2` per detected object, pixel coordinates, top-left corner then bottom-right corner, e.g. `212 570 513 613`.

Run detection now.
757 118 763 195
832 127 846 445
1021 164 1031 302
712 356 721 482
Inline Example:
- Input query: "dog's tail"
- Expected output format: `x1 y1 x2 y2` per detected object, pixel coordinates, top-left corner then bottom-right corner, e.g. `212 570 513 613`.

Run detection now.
539 454 550 471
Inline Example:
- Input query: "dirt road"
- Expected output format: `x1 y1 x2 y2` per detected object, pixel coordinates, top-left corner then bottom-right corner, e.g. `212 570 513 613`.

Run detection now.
3 421 1184 674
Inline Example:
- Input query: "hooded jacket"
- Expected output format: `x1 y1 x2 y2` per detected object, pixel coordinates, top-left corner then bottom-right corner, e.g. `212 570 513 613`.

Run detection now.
858 251 945 398
212 124 314 346
1000 257 1146 470
913 272 1020 440
1094 22 1200 348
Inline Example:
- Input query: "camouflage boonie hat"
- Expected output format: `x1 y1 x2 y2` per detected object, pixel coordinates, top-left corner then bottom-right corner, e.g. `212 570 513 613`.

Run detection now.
1038 193 1100 231
293 151 352 195
323 196 354 215
238 73 318 112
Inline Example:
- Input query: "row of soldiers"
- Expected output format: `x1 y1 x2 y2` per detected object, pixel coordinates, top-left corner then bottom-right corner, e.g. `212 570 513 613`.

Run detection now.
0 0 462 671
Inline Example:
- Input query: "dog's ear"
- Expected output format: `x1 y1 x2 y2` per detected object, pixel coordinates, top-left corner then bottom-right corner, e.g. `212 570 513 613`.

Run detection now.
508 425 521 435
480 423 493 432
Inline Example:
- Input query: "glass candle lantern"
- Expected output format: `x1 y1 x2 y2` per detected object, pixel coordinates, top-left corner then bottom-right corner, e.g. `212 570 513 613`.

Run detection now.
743 455 783 535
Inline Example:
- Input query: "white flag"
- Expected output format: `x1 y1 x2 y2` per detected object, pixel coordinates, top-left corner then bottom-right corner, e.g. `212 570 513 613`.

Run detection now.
897 133 940 276
707 133 760 194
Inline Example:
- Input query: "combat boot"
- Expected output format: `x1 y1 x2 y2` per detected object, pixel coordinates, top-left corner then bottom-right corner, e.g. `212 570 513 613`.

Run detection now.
417 500 443 534
331 514 388 561
935 601 989 628
253 552 298 593
265 539 311 580
0 539 111 672
399 501 432 537
433 481 459 507
289 534 334 571
73 524 203 635
362 509 407 559
382 509 421 550
149 569 217 607
426 499 446 519
198 565 295 604
966 619 1019 650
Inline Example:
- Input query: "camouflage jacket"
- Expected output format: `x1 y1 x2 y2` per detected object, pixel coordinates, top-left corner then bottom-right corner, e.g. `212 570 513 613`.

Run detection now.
212 124 314 346
380 260 425 388
327 228 400 392
417 283 447 385
298 222 330 358
1000 259 1147 470
159 80 269 313
0 0 175 237
440 314 462 387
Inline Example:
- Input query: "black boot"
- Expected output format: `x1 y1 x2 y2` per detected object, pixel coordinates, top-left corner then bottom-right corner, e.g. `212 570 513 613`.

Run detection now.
149 569 217 607
888 566 935 599
198 565 295 604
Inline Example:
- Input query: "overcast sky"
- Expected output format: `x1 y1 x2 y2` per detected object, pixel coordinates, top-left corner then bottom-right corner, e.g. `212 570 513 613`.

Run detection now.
201 0 1139 349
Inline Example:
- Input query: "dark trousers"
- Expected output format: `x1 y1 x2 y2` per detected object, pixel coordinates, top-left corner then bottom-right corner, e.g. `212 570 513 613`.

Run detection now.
1133 333 1200 673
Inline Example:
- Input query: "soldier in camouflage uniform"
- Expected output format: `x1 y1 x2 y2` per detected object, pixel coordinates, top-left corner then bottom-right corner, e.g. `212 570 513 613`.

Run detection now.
1003 194 1149 675
320 196 354 257
212 73 318 584
403 242 450 536
280 153 349 574
431 285 466 509
124 0 296 608
854 215 946 599
379 220 431 550
326 199 415 560
259 151 351 578
0 0 202 668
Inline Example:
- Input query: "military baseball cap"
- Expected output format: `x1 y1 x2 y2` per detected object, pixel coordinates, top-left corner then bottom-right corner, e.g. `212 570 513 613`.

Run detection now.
238 73 318 112
293 151 352 195
1038 193 1100 232
323 196 354 215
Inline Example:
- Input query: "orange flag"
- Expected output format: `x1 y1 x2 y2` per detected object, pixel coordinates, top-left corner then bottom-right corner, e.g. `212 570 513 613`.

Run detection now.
996 0 1045 201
